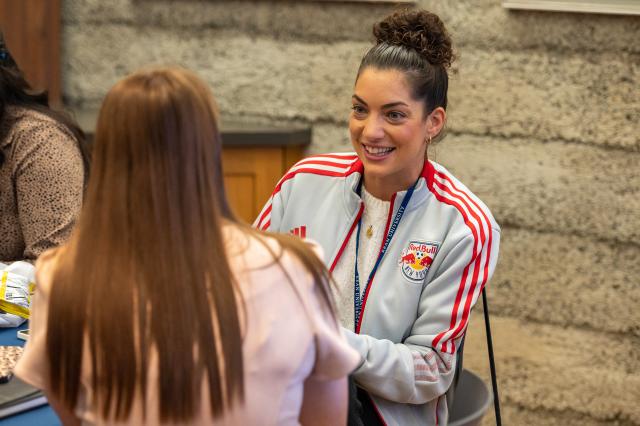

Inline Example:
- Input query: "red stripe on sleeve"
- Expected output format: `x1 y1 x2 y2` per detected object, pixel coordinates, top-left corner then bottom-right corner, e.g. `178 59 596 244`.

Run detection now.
294 159 357 168
273 168 351 193
256 204 272 229
426 165 485 353
431 179 485 353
435 171 494 345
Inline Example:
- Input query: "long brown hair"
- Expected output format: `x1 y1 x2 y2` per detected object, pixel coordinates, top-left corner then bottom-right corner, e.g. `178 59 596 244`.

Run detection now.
45 67 335 422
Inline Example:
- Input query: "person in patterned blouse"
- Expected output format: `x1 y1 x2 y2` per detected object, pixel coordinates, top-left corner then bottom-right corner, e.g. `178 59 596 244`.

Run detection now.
0 31 89 264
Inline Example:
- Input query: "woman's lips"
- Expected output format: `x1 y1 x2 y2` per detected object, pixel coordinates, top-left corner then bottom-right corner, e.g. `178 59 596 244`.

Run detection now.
362 144 395 160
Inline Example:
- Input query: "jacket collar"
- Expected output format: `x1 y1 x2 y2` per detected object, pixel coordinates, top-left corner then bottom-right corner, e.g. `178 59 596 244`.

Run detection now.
342 157 433 213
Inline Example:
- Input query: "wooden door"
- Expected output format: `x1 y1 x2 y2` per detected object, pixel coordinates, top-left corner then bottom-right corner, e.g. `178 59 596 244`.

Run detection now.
222 147 284 224
0 0 62 105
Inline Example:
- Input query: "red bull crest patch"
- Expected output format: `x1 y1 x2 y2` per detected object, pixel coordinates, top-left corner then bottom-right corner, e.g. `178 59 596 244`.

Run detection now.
398 240 440 283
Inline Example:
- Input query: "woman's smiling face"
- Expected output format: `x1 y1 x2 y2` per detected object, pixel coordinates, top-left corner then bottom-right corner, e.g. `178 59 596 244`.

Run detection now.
349 68 433 200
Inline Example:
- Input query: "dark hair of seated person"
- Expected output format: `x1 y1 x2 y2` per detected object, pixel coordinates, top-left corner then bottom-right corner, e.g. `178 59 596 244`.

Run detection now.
0 31 89 171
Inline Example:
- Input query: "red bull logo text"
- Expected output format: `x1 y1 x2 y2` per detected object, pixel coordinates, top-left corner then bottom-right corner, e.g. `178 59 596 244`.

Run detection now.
398 240 440 283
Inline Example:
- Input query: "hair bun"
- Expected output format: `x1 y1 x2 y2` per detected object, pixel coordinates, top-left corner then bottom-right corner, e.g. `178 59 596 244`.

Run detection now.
373 9 454 68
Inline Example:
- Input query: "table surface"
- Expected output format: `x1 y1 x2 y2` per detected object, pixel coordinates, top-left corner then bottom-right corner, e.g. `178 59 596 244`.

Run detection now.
0 325 60 425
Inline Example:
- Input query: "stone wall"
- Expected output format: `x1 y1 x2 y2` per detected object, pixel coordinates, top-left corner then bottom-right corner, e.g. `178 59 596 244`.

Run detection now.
62 1 639 424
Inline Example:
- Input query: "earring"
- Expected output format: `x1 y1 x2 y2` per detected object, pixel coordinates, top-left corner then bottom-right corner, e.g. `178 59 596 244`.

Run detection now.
426 135 432 145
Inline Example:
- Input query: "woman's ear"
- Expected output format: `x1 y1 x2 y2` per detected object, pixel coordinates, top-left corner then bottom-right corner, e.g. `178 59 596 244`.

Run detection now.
425 107 446 140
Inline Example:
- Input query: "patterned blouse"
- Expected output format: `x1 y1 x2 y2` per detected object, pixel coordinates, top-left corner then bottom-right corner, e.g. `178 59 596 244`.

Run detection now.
0 106 85 263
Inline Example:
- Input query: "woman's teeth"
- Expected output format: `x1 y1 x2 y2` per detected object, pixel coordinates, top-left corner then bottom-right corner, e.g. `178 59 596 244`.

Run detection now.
364 145 394 156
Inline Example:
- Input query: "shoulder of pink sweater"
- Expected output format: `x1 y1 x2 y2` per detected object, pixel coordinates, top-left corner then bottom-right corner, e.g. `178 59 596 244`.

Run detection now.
34 247 63 296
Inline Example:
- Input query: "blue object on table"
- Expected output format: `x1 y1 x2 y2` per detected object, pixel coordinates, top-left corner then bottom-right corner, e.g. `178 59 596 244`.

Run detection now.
0 325 60 425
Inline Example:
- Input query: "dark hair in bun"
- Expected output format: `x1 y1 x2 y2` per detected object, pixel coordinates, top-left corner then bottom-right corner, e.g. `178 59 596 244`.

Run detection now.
357 9 455 114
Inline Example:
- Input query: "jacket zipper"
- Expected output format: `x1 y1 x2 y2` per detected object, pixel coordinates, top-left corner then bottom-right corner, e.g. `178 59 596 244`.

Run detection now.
329 203 364 273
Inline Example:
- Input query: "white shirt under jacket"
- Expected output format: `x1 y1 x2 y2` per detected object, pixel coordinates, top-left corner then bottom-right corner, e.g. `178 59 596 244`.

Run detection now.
255 153 501 426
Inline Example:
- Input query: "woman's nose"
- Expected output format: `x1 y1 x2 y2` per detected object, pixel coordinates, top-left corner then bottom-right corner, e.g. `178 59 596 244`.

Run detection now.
362 115 385 141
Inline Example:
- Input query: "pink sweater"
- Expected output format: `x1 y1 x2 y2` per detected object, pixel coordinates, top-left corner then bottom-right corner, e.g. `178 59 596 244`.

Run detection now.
16 226 360 425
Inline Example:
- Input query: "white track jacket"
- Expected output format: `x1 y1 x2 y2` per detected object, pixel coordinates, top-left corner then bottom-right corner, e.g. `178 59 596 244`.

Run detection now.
254 153 501 425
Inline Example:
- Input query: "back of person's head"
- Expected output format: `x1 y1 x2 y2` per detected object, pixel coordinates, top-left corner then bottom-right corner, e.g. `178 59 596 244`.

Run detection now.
46 66 337 424
46 67 242 422
357 9 455 120
0 30 88 169
88 67 232 221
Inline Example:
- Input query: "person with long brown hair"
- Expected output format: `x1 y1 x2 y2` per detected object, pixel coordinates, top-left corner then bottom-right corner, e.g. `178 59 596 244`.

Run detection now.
15 67 359 425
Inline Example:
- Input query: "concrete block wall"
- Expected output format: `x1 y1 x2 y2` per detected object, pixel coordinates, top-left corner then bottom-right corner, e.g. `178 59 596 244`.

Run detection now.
61 1 639 424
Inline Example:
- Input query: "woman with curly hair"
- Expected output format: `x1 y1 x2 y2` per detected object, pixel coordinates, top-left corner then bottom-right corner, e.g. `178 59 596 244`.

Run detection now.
256 9 501 425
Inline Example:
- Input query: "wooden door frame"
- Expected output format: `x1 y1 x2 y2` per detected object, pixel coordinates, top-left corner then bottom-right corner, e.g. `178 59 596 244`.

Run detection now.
0 0 62 106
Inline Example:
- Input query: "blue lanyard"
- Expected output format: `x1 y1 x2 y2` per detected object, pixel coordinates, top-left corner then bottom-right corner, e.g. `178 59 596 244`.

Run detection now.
353 180 417 329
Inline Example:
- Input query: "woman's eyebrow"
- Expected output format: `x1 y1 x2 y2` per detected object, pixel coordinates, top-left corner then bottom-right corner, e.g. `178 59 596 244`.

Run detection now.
352 95 368 105
381 101 409 109
352 95 408 109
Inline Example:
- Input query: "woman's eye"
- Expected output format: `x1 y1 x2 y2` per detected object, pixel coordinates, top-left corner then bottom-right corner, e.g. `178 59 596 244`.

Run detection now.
351 105 367 116
387 111 406 121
